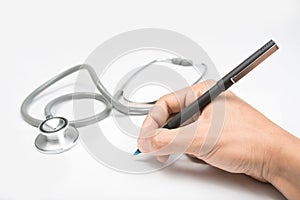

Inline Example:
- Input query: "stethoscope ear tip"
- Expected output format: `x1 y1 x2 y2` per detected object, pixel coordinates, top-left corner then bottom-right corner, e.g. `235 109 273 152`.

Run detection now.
35 117 79 154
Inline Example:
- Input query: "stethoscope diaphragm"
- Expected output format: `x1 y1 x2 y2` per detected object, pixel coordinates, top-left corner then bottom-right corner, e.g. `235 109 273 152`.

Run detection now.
35 117 79 154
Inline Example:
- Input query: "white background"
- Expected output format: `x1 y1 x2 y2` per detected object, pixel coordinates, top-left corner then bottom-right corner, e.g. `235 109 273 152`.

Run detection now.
0 0 299 199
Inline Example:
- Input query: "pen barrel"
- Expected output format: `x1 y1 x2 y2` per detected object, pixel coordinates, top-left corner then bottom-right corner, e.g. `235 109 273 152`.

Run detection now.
222 40 277 86
163 40 278 130
163 82 225 129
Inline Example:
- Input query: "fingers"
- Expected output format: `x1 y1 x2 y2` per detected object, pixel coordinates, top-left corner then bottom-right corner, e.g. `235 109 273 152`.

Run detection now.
157 155 169 163
138 121 207 156
181 80 216 125
138 80 216 162
140 80 214 136
137 87 190 144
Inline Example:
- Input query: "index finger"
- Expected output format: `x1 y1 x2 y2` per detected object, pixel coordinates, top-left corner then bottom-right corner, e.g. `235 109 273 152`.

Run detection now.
139 81 212 139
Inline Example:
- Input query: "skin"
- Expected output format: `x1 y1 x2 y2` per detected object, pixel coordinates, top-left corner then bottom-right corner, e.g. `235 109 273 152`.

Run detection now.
137 80 300 200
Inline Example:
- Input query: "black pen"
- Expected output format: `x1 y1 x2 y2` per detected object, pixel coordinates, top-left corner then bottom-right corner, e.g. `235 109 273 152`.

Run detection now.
134 40 279 155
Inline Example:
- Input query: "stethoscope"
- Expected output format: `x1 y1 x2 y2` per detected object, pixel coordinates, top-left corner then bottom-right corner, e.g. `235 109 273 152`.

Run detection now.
20 58 207 154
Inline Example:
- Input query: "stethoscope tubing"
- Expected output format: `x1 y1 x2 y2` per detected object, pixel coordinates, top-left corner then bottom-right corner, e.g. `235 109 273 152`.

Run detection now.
21 59 207 128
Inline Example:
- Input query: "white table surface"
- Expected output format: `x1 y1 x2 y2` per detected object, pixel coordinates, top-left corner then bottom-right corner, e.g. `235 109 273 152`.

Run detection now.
1 0 299 199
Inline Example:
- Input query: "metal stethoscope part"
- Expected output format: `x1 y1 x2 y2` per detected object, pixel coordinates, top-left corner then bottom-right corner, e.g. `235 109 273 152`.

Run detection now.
21 58 207 154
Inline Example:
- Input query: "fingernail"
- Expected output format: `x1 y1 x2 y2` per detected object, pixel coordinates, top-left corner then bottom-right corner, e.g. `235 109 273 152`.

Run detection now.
157 156 168 163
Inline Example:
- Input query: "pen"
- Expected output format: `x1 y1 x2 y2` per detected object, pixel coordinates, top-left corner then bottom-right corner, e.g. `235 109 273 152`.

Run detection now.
134 40 279 155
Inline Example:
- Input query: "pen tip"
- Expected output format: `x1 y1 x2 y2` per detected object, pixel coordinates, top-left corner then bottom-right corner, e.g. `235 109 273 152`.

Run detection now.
133 149 141 156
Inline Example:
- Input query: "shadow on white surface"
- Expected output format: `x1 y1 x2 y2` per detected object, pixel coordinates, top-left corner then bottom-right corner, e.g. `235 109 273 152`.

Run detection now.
163 156 286 199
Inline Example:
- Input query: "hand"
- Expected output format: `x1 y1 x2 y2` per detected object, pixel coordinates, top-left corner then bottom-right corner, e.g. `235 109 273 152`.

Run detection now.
137 80 300 199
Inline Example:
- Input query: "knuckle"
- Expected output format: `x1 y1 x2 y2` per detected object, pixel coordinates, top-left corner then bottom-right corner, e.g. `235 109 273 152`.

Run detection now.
157 94 169 103
151 136 161 150
205 79 216 85
156 96 164 104
150 133 164 151
192 80 216 95
194 88 202 98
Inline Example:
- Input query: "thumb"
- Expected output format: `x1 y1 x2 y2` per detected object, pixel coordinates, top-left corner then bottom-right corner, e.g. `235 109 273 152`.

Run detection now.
138 122 201 156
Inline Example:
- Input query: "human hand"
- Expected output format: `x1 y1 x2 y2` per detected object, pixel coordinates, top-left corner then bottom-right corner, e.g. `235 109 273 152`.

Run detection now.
137 80 290 182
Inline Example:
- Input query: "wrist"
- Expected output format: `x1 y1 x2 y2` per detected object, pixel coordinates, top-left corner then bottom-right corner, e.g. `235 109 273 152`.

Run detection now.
261 125 285 182
263 126 300 199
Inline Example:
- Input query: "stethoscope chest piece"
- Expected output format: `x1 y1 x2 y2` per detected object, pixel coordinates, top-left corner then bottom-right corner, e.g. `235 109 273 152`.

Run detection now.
21 60 207 155
35 117 79 154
